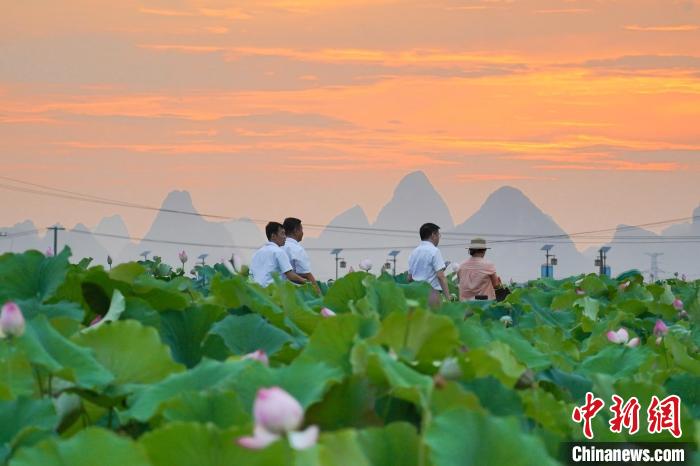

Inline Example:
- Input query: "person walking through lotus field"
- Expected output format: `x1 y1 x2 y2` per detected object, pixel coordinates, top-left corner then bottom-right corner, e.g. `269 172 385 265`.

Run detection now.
282 217 321 294
457 238 502 301
407 222 451 308
250 222 307 287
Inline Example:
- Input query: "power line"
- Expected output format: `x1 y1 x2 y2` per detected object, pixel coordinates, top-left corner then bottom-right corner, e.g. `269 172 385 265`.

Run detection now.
3 176 699 242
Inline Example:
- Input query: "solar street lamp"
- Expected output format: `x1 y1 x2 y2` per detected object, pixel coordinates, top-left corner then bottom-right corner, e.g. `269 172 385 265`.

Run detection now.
331 249 345 280
387 250 400 277
540 245 555 278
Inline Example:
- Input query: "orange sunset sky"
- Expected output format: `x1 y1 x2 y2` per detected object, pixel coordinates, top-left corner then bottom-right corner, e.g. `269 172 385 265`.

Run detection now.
1 0 700 241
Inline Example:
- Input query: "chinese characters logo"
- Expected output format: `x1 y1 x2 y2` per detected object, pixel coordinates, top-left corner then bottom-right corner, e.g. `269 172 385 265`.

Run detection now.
571 392 682 439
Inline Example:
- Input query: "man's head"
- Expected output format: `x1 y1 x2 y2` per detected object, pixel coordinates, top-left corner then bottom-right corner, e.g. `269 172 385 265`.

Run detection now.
265 221 286 246
283 217 303 241
469 248 486 257
419 223 441 246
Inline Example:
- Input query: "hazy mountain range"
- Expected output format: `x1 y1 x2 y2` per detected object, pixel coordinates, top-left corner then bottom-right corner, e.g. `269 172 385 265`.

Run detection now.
2 171 698 282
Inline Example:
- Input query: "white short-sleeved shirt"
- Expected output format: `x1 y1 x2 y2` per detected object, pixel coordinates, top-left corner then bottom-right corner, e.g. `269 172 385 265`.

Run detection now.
408 241 446 290
283 238 311 274
250 242 293 287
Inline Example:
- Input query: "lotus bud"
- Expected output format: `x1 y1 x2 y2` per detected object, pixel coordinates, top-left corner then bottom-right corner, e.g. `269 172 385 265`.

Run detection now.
320 307 336 317
575 288 585 296
90 315 102 326
619 281 630 291
178 250 188 264
606 328 629 344
252 387 304 434
656 336 663 345
45 247 53 257
359 259 372 272
626 337 640 348
438 357 462 380
653 319 668 337
681 274 687 281
515 369 536 389
672 299 684 311
0 302 25 338
243 350 269 366
499 315 513 327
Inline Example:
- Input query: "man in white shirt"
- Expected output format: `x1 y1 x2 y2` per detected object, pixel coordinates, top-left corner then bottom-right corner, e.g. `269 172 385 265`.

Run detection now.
408 222 451 308
282 217 321 294
250 222 307 287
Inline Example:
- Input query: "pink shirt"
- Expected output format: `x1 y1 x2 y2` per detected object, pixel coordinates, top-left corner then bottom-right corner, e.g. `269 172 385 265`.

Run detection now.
458 257 497 300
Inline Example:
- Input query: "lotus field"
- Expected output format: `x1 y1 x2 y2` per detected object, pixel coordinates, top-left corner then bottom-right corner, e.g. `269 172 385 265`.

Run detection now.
1 248 699 465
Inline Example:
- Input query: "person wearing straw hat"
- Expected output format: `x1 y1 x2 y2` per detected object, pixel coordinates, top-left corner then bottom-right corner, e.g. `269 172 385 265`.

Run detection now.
457 238 502 301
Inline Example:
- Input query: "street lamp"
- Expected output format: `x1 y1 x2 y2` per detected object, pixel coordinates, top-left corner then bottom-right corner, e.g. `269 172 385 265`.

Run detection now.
331 249 345 280
540 245 555 278
387 250 400 277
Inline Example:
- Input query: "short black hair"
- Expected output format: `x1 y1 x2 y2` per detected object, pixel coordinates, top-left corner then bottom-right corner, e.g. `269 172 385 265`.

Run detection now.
419 223 440 240
265 222 284 240
283 217 302 235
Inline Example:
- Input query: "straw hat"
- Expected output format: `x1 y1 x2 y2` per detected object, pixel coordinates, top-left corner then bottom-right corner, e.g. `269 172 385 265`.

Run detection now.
467 238 490 250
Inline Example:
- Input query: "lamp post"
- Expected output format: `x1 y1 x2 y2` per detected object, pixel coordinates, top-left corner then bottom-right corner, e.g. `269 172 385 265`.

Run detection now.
596 247 611 276
540 244 555 278
388 250 400 277
331 249 344 280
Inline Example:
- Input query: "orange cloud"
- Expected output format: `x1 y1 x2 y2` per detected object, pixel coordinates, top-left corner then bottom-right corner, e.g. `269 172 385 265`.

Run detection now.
624 24 699 32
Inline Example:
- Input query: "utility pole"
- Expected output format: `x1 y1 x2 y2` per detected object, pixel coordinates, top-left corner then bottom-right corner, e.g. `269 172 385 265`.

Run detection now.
596 247 611 276
48 225 65 256
645 252 664 282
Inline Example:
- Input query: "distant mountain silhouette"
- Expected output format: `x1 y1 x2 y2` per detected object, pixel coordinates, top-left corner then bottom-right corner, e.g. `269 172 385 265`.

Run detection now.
118 190 234 266
94 214 131 258
374 171 454 231
64 223 110 265
3 177 699 281
451 187 586 281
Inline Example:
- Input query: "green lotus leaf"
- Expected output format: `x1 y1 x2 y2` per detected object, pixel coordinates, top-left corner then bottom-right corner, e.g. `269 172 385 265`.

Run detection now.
0 248 70 303
371 309 459 373
9 427 151 466
140 421 287 466
16 316 113 389
72 320 184 392
425 408 559 466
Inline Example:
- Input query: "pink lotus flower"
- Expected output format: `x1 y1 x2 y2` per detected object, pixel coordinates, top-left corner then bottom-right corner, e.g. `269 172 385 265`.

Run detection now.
237 387 319 450
606 328 639 348
359 259 373 272
320 307 336 317
178 250 188 264
348 266 355 273
653 320 669 337
672 299 684 311
243 350 269 366
0 302 25 338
